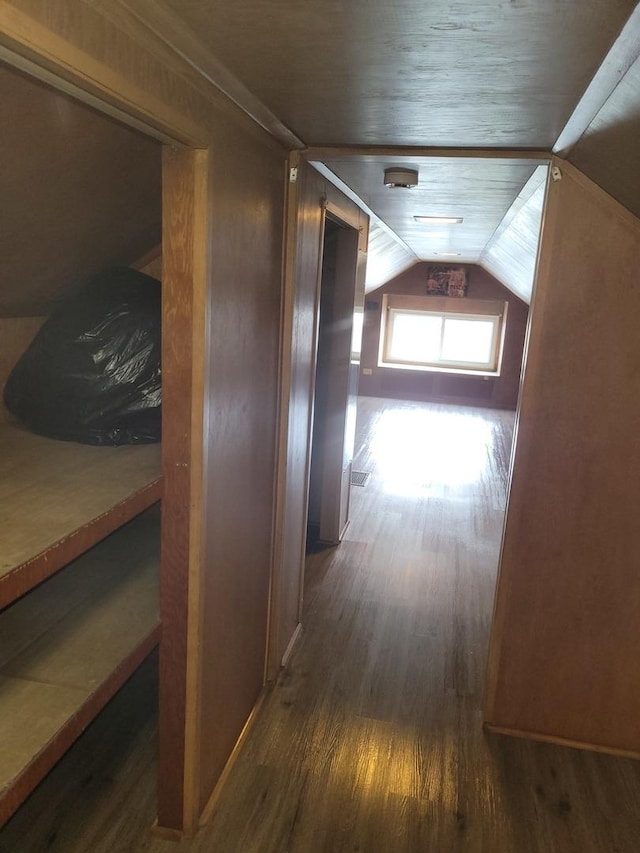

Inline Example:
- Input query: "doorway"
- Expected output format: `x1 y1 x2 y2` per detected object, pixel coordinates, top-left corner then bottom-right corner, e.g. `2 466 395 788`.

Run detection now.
307 213 362 550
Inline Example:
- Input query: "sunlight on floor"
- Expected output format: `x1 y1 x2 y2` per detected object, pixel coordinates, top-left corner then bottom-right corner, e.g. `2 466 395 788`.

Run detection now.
370 407 492 496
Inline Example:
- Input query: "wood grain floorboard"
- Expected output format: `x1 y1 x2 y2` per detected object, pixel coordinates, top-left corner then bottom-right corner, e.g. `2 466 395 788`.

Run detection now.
2 398 640 852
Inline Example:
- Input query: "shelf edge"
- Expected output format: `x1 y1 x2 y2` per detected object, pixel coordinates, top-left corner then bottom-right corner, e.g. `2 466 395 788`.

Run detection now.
0 622 160 826
0 478 162 610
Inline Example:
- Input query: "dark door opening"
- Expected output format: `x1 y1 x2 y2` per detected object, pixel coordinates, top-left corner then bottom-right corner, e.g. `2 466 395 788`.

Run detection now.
307 214 361 550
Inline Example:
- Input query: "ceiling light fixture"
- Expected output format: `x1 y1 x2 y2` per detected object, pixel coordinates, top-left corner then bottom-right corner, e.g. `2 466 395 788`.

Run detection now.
433 252 462 257
384 167 419 188
414 216 463 224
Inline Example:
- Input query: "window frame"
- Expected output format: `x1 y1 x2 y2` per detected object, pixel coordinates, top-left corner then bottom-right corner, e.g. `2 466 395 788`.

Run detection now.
378 294 507 376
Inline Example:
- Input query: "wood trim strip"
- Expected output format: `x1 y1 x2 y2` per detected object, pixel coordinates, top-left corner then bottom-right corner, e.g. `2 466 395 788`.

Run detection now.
296 200 327 622
0 4 205 146
482 165 559 722
157 146 208 835
305 146 551 162
149 822 184 842
0 480 162 611
0 42 180 148
384 293 506 316
309 161 417 261
157 146 193 833
484 723 640 762
324 199 365 233
0 625 160 826
183 148 210 835
197 688 270 828
115 0 304 150
280 622 303 670
265 154 300 682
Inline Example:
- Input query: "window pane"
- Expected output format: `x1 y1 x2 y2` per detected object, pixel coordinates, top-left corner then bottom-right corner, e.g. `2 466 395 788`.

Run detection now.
441 318 495 365
388 312 441 362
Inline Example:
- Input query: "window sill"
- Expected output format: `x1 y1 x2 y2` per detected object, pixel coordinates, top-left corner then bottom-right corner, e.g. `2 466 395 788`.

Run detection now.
377 362 499 378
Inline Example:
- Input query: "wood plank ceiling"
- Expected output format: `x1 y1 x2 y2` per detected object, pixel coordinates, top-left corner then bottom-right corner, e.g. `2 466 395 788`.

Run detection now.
126 0 639 295
308 154 542 261
159 0 633 148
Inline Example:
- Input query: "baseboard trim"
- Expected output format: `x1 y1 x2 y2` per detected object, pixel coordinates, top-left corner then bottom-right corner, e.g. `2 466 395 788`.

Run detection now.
484 722 640 761
149 820 185 842
198 687 270 827
280 622 302 669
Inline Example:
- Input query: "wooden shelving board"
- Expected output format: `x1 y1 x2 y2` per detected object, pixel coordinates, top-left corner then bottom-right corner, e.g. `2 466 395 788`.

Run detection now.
0 509 160 825
0 421 162 608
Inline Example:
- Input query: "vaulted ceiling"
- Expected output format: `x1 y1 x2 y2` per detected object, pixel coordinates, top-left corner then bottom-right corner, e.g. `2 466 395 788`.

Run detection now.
309 153 542 260
121 0 640 301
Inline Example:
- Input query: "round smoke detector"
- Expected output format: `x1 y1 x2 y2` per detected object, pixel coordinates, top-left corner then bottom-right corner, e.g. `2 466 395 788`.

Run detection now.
384 167 419 188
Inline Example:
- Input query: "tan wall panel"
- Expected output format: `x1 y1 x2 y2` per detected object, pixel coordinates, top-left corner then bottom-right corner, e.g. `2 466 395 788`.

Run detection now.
485 163 640 754
197 124 285 813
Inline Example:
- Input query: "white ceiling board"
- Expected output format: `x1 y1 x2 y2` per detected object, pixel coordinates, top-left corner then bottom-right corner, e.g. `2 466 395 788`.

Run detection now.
364 221 417 293
481 167 548 304
314 155 542 263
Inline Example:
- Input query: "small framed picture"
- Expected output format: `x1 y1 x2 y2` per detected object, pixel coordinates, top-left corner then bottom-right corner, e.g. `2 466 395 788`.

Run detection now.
427 266 467 297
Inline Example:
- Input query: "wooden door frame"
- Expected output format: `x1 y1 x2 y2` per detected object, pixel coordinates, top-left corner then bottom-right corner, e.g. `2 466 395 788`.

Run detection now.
0 18 210 837
267 159 367 679
158 146 210 837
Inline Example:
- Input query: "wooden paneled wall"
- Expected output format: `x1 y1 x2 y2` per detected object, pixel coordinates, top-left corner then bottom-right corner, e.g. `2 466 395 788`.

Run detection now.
0 318 44 423
0 0 287 834
358 263 528 410
484 160 640 756
196 112 284 818
0 63 161 317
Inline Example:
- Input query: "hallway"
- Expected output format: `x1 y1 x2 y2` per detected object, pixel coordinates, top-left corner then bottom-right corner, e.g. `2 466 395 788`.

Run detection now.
180 397 640 853
3 398 640 852
200 397 517 850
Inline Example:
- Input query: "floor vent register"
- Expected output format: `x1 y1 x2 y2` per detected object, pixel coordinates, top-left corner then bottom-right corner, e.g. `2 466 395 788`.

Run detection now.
351 471 371 487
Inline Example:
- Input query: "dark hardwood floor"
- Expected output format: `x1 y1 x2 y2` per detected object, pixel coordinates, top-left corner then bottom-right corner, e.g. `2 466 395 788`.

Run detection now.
2 397 640 852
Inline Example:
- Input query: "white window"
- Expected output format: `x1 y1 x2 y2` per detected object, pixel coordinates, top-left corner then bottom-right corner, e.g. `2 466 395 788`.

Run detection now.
379 297 505 374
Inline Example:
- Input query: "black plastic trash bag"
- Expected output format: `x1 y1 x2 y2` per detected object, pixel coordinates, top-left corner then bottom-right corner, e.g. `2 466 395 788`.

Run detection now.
4 267 161 446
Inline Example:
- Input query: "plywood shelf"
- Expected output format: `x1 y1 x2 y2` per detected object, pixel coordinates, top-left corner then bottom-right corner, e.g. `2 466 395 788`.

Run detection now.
0 421 162 609
0 508 160 825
